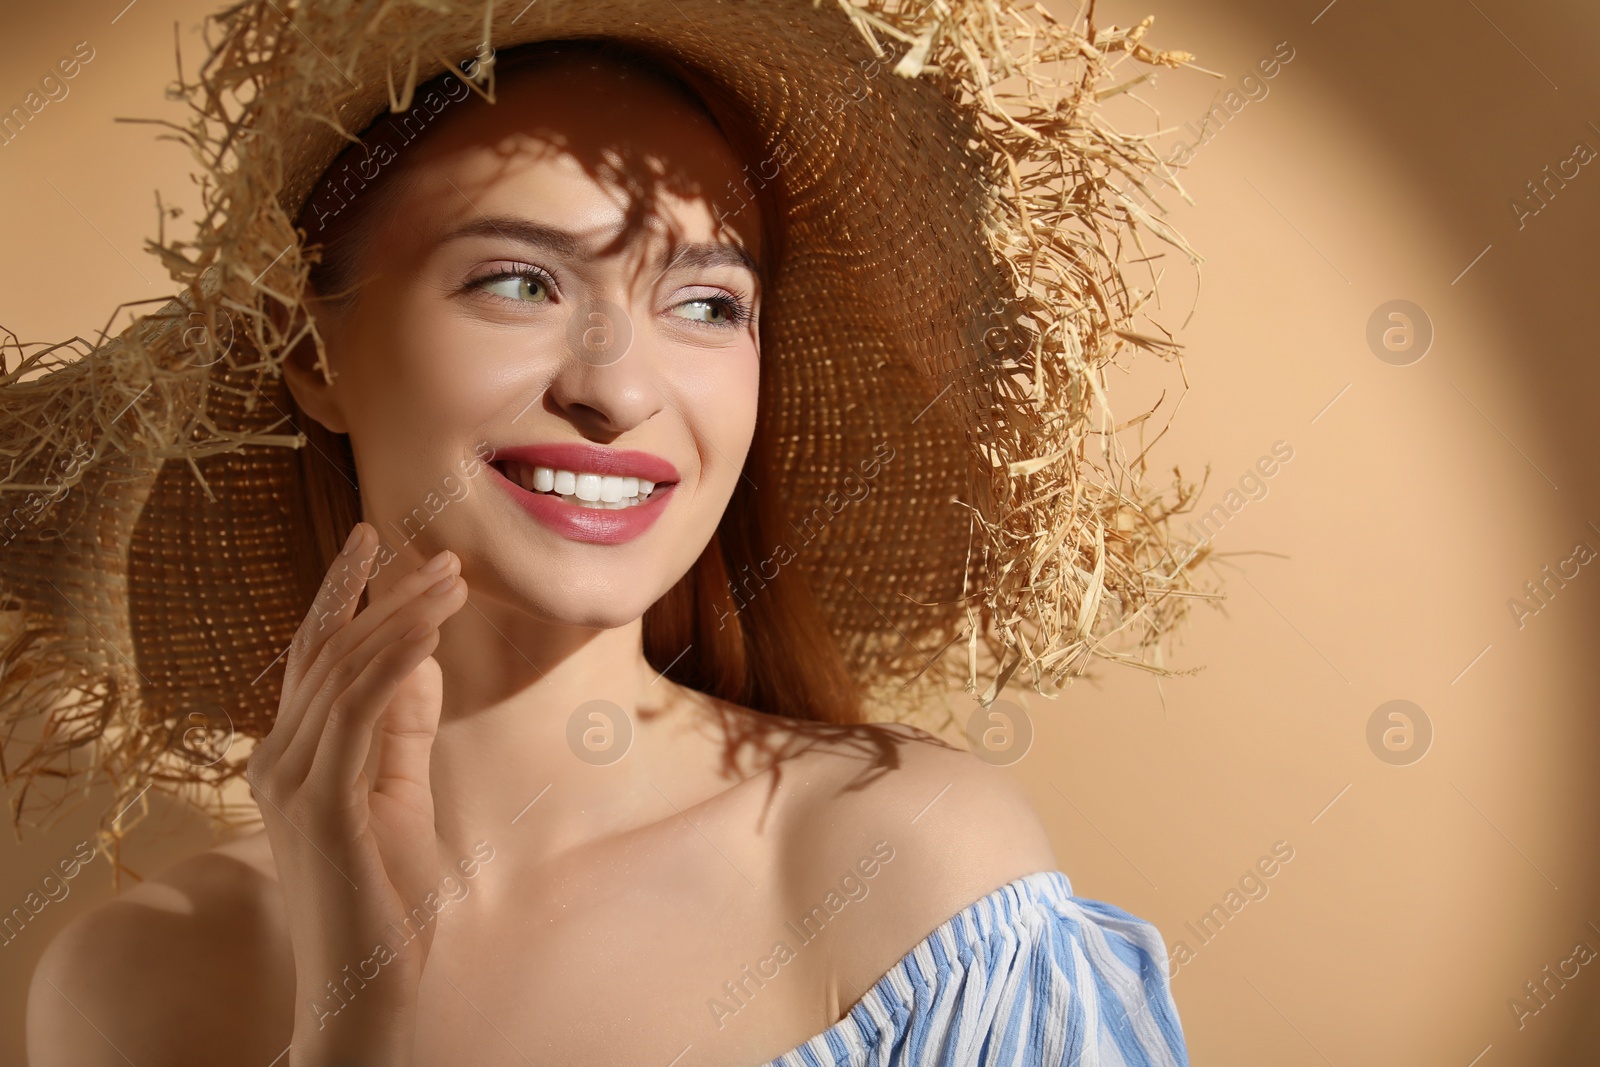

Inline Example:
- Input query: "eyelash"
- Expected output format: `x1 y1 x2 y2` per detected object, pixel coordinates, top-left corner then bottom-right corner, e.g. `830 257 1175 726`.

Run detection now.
465 264 753 329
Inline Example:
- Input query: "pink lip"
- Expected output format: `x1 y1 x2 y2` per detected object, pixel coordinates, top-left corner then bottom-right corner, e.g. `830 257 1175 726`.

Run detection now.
485 442 679 546
487 442 680 485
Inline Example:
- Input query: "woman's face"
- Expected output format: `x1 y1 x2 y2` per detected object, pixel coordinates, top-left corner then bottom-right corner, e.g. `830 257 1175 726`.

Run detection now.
288 56 764 629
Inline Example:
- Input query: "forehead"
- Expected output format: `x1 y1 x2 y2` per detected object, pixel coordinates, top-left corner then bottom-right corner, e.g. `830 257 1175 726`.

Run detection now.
373 56 762 261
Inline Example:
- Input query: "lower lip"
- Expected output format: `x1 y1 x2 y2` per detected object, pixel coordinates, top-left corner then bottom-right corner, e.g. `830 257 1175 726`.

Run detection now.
490 464 676 545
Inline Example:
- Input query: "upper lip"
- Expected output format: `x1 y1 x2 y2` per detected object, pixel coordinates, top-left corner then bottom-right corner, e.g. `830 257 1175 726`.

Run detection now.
488 442 680 484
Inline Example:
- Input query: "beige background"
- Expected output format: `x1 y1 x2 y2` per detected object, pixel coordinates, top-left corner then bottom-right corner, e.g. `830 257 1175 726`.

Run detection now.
3 0 1599 1064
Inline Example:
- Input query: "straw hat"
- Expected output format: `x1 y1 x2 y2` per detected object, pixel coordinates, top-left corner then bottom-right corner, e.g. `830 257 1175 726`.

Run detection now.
0 0 1207 867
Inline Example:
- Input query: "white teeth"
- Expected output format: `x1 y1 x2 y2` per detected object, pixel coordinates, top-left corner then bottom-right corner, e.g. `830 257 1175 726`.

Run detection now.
503 462 665 510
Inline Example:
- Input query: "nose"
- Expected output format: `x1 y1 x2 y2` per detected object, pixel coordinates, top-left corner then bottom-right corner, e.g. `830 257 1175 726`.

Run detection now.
541 297 664 438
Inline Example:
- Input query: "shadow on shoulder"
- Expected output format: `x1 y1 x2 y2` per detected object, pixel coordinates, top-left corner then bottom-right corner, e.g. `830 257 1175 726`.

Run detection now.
27 839 291 1066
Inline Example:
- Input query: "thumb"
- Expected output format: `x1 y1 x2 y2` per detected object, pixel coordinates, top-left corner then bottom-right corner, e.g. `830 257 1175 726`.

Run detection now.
370 654 444 801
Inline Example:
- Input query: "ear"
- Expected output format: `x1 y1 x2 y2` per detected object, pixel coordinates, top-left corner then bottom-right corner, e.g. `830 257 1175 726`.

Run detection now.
281 298 350 435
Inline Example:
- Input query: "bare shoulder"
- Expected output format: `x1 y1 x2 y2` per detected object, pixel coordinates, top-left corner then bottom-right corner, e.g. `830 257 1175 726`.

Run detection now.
766 716 1058 994
776 719 1057 889
27 830 292 1066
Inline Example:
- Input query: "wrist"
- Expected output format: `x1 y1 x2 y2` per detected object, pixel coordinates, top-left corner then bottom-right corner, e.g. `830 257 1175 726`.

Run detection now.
295 937 425 1011
290 995 418 1067
292 973 419 1066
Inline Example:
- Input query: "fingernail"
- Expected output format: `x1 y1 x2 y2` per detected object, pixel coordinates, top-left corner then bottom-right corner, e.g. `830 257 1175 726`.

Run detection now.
420 549 453 575
342 524 365 554
424 574 459 597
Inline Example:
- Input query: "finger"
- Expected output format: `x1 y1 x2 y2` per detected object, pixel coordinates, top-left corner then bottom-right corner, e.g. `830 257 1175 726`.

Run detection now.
291 547 458 719
280 573 469 790
315 626 444 800
281 522 378 712
254 523 378 777
369 652 446 810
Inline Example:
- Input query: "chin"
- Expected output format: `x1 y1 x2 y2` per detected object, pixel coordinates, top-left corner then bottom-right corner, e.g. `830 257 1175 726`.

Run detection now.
536 594 657 631
474 557 680 631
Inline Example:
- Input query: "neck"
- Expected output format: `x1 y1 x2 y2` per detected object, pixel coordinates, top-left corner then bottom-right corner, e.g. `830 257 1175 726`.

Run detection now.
417 585 707 870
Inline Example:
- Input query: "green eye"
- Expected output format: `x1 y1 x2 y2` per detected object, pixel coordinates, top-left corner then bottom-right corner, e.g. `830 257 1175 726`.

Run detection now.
676 299 726 323
673 296 748 327
478 271 550 303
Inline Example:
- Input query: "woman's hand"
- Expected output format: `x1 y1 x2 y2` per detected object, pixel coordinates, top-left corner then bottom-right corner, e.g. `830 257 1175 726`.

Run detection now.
245 521 469 1065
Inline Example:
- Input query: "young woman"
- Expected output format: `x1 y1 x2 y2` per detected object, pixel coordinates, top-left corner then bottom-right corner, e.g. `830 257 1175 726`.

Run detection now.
12 5 1195 1066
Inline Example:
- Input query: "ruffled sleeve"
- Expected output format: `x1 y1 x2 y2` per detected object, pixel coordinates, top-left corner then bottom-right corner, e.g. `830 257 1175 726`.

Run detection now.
764 870 1188 1067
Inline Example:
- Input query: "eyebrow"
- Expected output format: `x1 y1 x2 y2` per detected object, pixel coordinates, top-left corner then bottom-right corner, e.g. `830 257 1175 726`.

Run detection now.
438 214 760 279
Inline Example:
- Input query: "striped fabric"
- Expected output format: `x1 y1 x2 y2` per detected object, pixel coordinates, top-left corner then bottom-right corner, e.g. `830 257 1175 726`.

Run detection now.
762 871 1188 1067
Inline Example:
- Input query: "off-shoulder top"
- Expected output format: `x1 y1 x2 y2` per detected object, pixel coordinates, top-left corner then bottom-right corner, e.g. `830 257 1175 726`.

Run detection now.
760 870 1188 1066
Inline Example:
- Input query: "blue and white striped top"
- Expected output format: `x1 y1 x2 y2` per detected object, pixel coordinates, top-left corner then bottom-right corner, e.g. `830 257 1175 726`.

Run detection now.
761 870 1188 1066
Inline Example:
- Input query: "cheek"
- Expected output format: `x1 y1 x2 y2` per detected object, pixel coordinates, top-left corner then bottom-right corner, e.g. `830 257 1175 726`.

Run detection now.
680 350 761 481
337 301 542 524
726 355 761 443
352 300 545 445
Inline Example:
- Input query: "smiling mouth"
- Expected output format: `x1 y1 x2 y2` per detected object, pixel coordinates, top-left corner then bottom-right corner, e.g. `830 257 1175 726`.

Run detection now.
492 460 673 510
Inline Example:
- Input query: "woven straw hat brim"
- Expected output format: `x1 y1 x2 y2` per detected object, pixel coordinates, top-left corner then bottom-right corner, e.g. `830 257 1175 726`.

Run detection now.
0 0 1206 848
